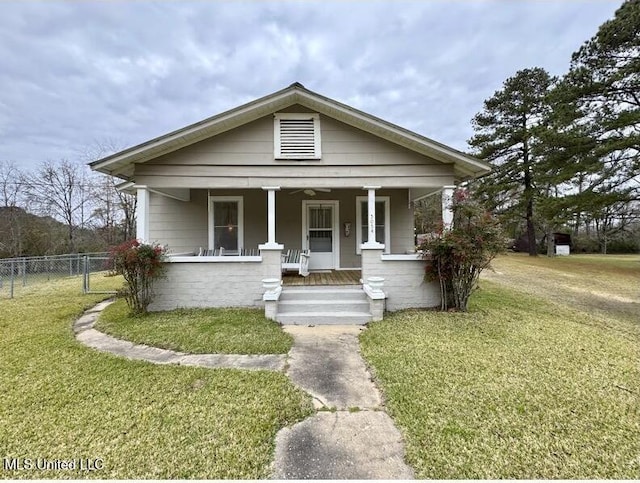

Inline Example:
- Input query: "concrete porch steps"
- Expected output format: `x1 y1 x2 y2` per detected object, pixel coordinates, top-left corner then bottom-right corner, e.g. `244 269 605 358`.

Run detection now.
276 286 372 325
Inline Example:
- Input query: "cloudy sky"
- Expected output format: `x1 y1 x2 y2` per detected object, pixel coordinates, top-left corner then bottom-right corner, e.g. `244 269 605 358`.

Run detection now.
0 0 623 171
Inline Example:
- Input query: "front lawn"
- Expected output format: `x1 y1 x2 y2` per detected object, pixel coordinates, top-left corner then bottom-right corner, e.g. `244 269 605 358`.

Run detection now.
96 299 292 354
0 276 312 479
361 281 640 479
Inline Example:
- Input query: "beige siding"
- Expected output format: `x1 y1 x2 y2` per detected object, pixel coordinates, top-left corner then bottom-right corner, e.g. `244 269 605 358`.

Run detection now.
135 111 455 189
148 190 208 253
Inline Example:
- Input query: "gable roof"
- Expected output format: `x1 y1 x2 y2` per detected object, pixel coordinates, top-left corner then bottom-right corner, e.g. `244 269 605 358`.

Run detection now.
90 82 490 181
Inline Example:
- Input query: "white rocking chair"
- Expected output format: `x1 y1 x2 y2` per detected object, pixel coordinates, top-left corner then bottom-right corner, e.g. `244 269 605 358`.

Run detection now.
281 249 310 277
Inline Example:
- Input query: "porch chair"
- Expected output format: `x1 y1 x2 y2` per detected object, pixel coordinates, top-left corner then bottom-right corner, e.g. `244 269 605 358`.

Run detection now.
219 247 240 256
240 248 260 256
197 247 219 256
281 249 310 277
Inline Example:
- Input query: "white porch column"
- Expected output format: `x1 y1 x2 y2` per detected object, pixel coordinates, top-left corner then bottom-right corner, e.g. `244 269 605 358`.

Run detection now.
259 187 284 317
135 185 150 242
261 186 282 248
442 185 455 231
362 186 384 249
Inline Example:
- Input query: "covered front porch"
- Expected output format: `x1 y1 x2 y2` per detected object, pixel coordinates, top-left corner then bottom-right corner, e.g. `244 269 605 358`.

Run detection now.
137 184 452 320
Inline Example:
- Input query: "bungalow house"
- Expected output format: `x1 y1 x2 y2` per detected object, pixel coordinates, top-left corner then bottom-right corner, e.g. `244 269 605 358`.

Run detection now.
90 83 490 324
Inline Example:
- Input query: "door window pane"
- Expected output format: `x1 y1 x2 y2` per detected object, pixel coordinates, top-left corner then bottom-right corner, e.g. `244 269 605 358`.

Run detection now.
309 207 332 229
309 231 332 252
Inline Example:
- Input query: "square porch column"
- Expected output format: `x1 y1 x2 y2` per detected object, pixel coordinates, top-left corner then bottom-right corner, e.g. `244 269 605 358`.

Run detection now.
442 185 455 231
135 185 150 242
261 186 282 249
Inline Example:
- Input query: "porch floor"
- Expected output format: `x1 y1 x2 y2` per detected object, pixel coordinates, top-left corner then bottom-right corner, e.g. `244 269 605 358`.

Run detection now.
282 270 361 286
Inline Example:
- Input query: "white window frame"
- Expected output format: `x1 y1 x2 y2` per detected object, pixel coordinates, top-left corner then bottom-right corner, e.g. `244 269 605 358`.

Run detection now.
274 113 322 160
355 196 390 254
208 196 244 251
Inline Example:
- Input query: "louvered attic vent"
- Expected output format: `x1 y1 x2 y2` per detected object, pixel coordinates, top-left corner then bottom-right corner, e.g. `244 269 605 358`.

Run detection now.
274 113 321 159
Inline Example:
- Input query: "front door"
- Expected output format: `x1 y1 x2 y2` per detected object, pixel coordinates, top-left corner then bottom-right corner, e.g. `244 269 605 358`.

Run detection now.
303 201 338 271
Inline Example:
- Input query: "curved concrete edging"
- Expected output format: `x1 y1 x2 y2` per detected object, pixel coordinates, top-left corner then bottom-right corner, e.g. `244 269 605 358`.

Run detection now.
73 300 286 371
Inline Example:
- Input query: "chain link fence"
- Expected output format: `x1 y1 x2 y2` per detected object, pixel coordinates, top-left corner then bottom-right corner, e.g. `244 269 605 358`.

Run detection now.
0 252 117 299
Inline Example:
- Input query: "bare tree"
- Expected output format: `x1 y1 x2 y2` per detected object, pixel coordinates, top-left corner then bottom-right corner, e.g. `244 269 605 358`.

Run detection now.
0 161 25 256
78 140 137 244
118 184 137 241
22 160 94 252
91 174 137 245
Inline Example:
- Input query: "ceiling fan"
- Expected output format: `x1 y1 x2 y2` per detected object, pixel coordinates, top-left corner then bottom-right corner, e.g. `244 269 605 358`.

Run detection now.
289 188 332 196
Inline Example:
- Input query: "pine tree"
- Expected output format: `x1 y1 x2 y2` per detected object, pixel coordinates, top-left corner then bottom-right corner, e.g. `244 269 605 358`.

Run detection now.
469 68 555 256
543 0 640 252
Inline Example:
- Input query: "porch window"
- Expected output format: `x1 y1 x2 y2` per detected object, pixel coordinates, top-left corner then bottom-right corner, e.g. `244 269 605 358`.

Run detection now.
274 113 321 159
208 196 244 251
355 196 390 254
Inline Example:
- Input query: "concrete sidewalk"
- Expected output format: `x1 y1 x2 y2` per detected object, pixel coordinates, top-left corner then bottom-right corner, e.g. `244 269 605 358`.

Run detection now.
272 325 414 479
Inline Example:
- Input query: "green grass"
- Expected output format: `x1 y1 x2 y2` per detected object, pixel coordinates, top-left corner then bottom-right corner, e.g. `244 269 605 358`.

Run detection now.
0 275 312 479
360 281 640 479
96 299 293 354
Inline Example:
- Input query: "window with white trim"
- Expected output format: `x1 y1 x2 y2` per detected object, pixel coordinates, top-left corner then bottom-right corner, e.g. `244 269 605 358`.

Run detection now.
208 196 244 251
274 113 321 159
356 196 390 254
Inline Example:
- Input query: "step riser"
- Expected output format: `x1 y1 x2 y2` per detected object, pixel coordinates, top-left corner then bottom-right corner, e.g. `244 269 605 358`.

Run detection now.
280 291 366 302
277 314 372 325
278 301 370 313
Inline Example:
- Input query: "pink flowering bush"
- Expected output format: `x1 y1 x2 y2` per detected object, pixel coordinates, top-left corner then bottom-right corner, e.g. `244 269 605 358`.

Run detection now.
419 189 507 311
109 239 167 314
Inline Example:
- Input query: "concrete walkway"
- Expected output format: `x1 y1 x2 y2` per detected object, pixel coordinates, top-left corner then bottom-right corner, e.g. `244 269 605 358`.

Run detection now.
272 325 414 479
74 302 414 478
73 300 286 371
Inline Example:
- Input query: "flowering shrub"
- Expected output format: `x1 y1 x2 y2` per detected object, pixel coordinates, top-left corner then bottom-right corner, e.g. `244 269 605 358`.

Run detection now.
419 189 507 311
109 239 167 314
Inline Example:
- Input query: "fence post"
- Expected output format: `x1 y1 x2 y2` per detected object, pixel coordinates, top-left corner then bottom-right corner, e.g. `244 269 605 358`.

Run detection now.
23 259 27 287
83 255 89 294
10 260 15 299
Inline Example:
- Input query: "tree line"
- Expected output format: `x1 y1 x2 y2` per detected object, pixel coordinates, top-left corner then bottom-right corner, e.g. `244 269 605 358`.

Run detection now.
469 0 639 255
0 150 135 258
